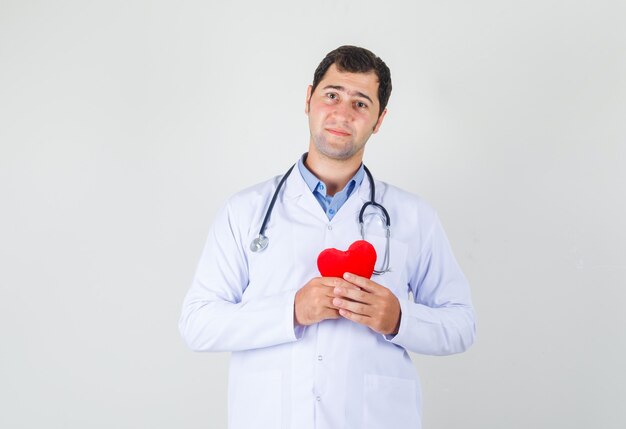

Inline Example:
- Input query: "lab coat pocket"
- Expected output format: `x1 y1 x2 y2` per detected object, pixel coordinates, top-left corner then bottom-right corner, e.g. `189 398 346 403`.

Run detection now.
229 369 282 429
363 374 420 429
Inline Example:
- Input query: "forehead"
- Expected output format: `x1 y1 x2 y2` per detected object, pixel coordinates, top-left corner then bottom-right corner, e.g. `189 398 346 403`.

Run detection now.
317 64 379 103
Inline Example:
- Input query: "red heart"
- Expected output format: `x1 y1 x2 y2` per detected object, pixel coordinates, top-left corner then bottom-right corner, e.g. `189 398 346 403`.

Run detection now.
317 240 377 279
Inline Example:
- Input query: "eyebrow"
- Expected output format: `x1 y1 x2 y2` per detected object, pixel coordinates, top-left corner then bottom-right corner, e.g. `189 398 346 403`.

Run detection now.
322 85 373 104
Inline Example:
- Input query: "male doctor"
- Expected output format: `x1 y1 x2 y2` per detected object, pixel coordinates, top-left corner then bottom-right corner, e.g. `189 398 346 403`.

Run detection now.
179 46 476 429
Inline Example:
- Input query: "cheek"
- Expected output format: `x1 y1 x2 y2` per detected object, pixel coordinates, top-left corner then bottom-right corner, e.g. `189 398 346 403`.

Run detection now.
310 106 333 124
356 117 377 133
313 102 333 115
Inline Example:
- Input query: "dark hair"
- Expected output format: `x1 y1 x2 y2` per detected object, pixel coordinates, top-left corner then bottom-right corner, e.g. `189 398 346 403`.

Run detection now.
311 45 392 117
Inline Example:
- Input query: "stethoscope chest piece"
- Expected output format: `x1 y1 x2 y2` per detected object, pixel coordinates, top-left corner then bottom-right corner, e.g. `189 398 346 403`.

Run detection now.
250 235 269 253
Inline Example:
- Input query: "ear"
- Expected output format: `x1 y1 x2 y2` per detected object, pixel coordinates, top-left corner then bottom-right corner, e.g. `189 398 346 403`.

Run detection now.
304 85 313 115
372 108 388 134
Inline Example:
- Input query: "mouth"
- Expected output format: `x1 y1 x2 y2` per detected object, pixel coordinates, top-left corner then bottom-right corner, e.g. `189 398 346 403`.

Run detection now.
325 128 352 137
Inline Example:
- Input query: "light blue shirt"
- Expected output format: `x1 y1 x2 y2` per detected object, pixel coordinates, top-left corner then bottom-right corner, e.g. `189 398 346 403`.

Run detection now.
297 154 365 220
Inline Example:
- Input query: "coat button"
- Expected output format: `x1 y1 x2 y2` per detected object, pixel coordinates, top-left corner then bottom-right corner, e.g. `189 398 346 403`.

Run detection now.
316 396 321 402
317 355 323 361
327 225 332 230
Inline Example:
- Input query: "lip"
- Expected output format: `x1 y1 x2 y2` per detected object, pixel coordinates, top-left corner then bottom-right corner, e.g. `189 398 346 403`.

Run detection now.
325 128 352 137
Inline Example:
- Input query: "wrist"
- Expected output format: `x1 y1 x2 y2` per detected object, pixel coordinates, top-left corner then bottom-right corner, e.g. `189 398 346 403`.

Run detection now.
391 310 401 335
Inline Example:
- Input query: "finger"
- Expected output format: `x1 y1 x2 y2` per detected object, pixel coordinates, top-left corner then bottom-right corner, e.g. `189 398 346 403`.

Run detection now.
333 286 375 304
322 308 341 319
342 272 381 293
338 308 371 325
323 295 343 311
325 292 361 305
332 296 372 317
319 276 362 291
325 303 339 311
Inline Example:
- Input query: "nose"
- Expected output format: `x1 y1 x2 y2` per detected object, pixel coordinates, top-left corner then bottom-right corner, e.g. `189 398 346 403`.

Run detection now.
331 100 354 122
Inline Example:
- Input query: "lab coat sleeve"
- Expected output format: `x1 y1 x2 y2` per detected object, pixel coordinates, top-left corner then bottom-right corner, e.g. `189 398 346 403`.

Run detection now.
383 213 476 355
178 200 304 353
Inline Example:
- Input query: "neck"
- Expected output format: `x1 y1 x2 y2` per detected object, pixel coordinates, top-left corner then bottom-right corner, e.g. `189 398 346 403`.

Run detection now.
304 149 363 196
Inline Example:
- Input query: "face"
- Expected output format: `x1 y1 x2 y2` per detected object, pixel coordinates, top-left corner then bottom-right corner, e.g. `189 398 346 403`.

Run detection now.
305 64 387 162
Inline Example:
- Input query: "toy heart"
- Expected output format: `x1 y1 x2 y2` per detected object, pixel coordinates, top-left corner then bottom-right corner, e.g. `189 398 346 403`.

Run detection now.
317 240 377 279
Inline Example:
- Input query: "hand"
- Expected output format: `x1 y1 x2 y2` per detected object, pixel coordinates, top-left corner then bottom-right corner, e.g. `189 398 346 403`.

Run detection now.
294 277 362 326
332 272 402 335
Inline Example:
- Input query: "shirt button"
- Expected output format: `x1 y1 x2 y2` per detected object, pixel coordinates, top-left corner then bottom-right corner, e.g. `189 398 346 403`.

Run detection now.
328 208 335 214
318 184 324 191
317 355 323 361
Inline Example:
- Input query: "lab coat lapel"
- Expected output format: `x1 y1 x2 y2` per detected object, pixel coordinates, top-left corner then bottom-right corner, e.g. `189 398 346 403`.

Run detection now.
357 170 374 205
282 164 329 223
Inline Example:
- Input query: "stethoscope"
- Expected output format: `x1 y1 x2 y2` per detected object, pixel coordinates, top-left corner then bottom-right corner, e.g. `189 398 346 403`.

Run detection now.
250 163 392 275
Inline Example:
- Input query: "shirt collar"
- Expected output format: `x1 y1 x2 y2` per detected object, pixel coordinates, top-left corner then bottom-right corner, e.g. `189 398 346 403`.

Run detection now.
297 152 365 197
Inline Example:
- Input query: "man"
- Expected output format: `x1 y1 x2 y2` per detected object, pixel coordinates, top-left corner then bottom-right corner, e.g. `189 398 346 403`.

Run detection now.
179 45 475 429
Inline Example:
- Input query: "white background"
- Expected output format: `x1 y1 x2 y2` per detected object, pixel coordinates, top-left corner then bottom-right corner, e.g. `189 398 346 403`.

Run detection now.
1 1 625 428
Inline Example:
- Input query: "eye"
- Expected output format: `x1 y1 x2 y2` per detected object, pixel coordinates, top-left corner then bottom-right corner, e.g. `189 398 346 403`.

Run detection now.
356 101 368 109
326 92 338 100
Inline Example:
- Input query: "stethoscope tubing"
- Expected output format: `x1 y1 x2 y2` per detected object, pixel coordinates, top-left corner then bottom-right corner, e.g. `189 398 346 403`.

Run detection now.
359 165 390 227
251 162 392 274
258 164 295 239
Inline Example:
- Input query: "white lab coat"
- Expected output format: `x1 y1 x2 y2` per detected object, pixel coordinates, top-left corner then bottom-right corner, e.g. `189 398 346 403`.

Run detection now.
179 166 476 429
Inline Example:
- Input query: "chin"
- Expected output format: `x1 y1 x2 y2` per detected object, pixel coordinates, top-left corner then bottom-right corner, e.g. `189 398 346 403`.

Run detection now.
313 135 361 161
